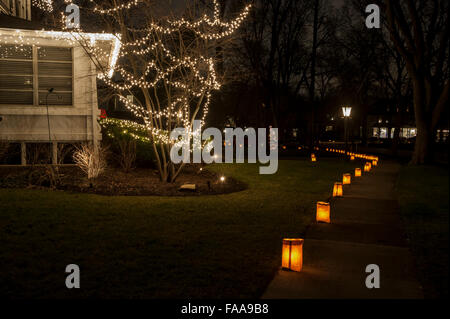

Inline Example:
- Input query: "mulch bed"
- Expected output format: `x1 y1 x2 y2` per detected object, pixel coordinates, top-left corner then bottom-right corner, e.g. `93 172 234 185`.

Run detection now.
0 165 247 196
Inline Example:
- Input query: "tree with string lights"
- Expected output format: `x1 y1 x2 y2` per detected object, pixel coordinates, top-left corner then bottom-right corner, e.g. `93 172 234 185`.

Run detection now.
62 0 251 182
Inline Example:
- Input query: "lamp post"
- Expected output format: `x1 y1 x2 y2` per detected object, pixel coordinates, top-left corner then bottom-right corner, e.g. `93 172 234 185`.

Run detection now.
342 106 352 153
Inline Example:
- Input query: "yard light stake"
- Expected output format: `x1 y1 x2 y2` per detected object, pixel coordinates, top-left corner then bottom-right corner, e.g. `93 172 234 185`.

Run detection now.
355 168 362 177
311 154 317 162
333 182 343 197
282 238 304 272
316 201 331 223
342 173 351 185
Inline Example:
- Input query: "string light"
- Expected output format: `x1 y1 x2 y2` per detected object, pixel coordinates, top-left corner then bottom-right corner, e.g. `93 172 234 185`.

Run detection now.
89 0 141 14
0 29 121 79
32 0 53 12
65 0 251 147
1 1 251 154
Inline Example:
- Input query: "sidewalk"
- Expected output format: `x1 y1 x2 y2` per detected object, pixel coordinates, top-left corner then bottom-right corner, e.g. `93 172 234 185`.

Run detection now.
262 161 423 299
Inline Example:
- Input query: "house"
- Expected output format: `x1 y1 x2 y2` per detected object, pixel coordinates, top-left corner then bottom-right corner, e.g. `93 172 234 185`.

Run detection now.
0 2 121 165
0 0 32 21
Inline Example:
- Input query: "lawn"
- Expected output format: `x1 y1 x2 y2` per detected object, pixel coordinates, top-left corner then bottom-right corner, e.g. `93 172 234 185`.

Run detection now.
0 159 355 298
396 164 449 299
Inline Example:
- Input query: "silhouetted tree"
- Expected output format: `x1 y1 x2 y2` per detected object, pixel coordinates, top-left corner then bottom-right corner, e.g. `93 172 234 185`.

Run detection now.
383 0 449 164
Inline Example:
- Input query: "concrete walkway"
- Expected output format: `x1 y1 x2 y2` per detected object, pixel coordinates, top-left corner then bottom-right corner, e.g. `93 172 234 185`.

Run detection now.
263 161 423 299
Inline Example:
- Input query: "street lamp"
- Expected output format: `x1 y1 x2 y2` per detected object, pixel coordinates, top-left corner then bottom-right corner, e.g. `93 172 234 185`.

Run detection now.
342 106 352 153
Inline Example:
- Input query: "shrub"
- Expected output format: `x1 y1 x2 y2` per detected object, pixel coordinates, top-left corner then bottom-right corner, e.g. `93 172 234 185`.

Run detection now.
73 143 108 179
26 143 51 165
100 118 160 169
117 138 136 172
58 143 78 164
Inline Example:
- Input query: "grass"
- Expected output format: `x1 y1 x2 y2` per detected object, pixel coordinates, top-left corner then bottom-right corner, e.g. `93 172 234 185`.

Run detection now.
396 164 449 299
0 159 356 298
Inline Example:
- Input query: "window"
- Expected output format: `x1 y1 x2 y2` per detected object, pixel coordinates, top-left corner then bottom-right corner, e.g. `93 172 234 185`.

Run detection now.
400 128 417 138
0 0 31 20
372 127 379 137
0 45 33 104
0 45 72 106
380 127 388 138
438 130 449 142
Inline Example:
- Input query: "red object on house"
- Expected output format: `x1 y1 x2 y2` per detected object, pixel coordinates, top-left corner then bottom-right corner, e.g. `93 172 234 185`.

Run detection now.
100 109 107 119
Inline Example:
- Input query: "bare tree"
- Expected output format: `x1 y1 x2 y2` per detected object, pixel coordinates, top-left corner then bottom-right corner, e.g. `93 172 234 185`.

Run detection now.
70 0 250 182
237 0 313 134
382 0 449 164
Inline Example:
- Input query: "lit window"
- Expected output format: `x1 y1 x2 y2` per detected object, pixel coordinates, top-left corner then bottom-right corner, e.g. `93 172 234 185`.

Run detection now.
372 127 379 137
400 128 407 138
443 130 449 142
400 128 417 138
380 127 387 138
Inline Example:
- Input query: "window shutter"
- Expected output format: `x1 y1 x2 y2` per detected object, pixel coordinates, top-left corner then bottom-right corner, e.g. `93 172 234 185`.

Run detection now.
38 46 73 106
0 45 33 105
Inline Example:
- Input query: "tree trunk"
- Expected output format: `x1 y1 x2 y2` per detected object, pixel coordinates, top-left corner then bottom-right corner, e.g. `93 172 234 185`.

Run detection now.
411 122 433 164
309 0 319 147
410 75 435 164
391 124 401 156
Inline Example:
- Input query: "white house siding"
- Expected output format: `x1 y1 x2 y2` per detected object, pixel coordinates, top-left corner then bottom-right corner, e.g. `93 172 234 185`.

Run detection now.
0 34 101 145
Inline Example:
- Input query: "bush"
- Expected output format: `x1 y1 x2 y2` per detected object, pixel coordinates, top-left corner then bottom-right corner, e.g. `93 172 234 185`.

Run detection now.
26 143 51 165
73 143 108 180
100 118 160 169
117 138 136 172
